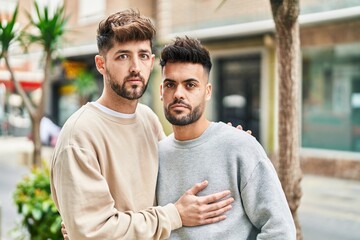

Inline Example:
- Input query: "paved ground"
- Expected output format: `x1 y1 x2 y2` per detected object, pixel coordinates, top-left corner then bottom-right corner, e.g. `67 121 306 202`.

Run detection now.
0 137 360 239
0 162 29 240
0 137 32 240
299 175 360 240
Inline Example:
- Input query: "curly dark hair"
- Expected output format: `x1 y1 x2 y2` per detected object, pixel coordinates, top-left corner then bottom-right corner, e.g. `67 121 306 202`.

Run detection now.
160 36 212 74
97 9 156 54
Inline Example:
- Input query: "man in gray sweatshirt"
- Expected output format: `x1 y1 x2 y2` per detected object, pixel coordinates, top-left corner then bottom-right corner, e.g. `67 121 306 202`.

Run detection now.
156 36 296 239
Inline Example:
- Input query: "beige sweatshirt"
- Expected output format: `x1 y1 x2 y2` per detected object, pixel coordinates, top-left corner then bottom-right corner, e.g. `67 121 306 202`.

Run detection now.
50 103 181 240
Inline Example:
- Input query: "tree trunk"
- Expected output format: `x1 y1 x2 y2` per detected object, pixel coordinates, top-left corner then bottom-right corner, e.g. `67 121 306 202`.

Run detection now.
31 49 52 167
4 53 43 167
270 0 303 239
31 114 42 167
3 52 44 167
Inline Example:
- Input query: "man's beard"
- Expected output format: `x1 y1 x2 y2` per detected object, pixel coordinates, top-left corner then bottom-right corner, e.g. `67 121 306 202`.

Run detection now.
107 70 149 100
164 100 203 126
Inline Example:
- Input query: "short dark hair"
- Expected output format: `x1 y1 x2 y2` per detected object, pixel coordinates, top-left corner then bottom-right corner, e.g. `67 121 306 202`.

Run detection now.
160 36 212 74
96 9 156 54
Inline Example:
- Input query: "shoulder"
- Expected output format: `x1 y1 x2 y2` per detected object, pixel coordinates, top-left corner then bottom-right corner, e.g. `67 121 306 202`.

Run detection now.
159 133 172 144
63 104 101 128
137 103 162 125
58 104 103 145
136 104 160 123
158 134 175 151
137 103 165 140
214 122 267 157
214 122 254 143
61 105 90 131
137 103 157 117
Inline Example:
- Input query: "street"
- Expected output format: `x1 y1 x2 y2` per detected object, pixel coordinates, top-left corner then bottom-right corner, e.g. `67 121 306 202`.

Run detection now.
0 137 360 239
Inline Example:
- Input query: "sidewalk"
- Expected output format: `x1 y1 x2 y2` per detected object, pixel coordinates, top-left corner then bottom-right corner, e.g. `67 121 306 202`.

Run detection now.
0 137 359 239
0 137 54 240
0 137 33 166
299 174 360 239
0 136 53 167
0 161 29 240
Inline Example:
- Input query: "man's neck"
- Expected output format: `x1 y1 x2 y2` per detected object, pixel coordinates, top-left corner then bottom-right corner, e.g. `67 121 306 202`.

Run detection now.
172 118 211 141
97 94 138 114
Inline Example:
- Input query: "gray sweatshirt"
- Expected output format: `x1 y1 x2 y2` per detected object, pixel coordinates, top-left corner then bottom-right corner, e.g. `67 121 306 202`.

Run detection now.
157 122 296 240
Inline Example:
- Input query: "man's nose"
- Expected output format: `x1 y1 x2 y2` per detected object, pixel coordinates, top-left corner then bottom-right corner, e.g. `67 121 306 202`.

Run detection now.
129 57 140 74
174 85 185 99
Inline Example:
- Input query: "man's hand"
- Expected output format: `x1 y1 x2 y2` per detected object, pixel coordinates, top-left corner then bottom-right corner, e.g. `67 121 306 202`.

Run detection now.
61 222 69 240
175 180 234 226
227 122 252 135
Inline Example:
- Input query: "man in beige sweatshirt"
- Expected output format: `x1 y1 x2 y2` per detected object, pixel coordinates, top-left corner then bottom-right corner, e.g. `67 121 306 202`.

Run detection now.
51 9 233 240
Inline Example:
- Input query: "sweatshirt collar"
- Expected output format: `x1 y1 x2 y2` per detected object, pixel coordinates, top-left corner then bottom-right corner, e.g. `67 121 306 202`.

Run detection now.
171 122 216 148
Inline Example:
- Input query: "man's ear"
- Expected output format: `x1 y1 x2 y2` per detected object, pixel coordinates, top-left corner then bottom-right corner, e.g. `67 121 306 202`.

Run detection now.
205 83 212 101
95 55 105 74
159 84 163 101
150 54 156 71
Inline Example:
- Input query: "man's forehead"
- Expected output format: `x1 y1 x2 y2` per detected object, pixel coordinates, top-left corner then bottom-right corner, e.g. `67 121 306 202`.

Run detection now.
112 40 152 51
163 62 204 73
163 63 207 82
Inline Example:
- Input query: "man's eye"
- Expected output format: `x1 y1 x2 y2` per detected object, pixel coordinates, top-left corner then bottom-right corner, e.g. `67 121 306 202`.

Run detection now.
140 54 150 60
165 82 174 88
118 54 128 60
187 83 196 88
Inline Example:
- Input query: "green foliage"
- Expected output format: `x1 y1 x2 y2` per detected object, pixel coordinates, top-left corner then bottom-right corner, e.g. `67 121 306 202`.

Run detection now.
25 2 68 52
1 2 69 57
13 164 62 240
0 4 19 58
1 2 69 167
74 70 98 99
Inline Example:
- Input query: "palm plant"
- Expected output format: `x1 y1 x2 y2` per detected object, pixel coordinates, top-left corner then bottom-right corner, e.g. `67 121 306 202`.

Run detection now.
1 5 33 120
0 5 18 59
0 2 68 167
1 5 37 138
24 2 68 167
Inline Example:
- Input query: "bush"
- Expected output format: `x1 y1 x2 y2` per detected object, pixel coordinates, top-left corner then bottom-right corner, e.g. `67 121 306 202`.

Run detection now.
13 164 62 240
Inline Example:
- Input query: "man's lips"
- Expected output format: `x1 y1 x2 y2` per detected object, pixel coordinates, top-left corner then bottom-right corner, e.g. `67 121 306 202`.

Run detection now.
127 78 143 84
170 103 190 110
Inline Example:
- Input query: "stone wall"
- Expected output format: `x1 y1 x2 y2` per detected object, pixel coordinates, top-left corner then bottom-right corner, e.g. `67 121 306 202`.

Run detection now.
301 155 360 180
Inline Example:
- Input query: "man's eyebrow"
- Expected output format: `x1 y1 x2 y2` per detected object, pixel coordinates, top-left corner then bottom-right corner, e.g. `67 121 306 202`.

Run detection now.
139 49 152 54
113 49 151 54
163 78 175 83
184 78 199 83
163 78 199 83
114 49 130 54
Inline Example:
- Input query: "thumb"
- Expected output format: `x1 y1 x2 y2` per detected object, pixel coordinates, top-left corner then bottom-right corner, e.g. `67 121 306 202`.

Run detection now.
187 180 208 195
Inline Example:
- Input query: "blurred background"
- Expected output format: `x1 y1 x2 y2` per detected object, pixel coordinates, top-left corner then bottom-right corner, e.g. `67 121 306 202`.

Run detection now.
0 0 359 239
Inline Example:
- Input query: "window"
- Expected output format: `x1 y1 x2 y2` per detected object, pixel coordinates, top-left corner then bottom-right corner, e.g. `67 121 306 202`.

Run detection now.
78 0 105 24
302 43 360 152
217 54 261 141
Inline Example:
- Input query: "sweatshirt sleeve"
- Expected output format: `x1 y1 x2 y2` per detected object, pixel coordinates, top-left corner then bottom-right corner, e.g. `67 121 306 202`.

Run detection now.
240 156 296 240
51 145 182 240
